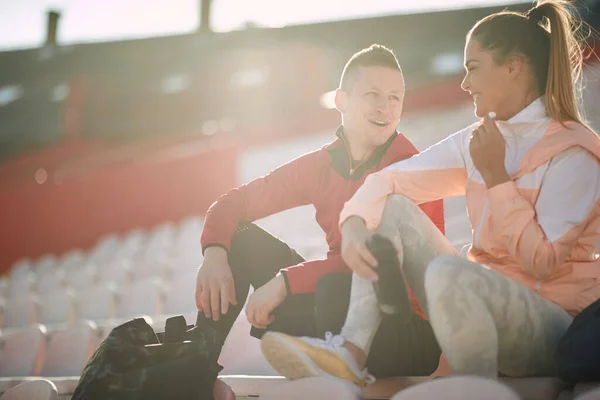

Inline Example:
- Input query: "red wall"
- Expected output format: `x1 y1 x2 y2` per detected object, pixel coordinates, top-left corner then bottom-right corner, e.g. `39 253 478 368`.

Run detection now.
0 143 240 272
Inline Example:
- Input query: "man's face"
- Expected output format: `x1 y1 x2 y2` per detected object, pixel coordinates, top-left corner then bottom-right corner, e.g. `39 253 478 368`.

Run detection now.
337 66 405 148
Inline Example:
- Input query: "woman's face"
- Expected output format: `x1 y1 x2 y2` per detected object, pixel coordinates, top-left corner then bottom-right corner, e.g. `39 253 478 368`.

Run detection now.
461 38 515 119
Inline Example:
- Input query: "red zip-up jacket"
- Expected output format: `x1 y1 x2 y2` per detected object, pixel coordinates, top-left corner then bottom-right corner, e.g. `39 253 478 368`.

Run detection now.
201 127 445 318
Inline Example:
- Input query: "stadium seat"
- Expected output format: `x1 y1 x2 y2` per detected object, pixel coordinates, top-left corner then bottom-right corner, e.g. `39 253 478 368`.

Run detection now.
171 248 203 271
258 376 360 400
7 259 31 282
40 321 98 376
131 257 171 281
153 269 197 328
175 216 204 248
35 270 65 295
115 277 165 319
389 377 520 400
3 296 38 329
33 255 57 276
76 284 118 322
0 379 58 400
0 325 46 377
38 289 75 327
113 229 147 261
87 233 121 266
56 250 86 274
64 266 97 291
163 270 197 314
0 279 7 300
97 259 133 287
6 274 34 301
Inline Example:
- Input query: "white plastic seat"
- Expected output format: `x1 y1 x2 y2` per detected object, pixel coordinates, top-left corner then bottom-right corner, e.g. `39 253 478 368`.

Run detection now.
76 284 118 322
390 376 521 400
40 321 98 376
148 222 176 249
0 279 8 300
258 377 359 400
56 249 86 274
38 289 75 326
113 229 148 261
176 216 204 246
33 254 58 276
87 233 121 265
0 325 46 376
3 296 38 329
0 379 58 400
64 265 97 290
35 270 65 295
8 258 32 282
162 270 197 316
115 278 165 319
172 248 203 271
136 224 176 278
97 259 133 287
7 273 34 300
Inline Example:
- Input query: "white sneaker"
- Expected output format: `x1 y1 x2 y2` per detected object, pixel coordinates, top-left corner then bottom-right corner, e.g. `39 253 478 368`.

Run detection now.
261 331 375 390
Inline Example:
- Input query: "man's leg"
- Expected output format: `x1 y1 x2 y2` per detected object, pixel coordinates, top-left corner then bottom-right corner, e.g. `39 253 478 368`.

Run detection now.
196 221 312 343
367 315 441 378
314 272 441 378
425 255 573 377
341 195 457 355
260 195 454 384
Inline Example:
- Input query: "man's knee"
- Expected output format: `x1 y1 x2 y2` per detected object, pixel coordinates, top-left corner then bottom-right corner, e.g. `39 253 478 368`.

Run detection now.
315 272 352 294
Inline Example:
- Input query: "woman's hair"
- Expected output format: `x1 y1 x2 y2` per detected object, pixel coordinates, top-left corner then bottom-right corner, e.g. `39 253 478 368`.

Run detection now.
468 0 592 124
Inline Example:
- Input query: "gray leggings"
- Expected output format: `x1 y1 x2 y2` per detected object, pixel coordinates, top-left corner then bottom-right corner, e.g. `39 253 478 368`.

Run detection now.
340 195 573 377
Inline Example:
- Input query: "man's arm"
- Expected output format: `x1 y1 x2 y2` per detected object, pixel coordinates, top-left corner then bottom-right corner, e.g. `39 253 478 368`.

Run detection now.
281 255 350 294
201 150 322 253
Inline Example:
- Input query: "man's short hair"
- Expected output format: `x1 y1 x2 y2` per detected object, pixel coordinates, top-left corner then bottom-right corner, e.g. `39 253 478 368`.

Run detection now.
339 44 403 92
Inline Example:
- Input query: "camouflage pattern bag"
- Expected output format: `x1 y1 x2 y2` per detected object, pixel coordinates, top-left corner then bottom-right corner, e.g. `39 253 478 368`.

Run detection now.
72 316 223 400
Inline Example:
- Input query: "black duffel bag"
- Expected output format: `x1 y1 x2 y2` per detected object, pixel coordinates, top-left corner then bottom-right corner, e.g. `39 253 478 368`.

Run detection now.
557 298 600 384
72 315 223 400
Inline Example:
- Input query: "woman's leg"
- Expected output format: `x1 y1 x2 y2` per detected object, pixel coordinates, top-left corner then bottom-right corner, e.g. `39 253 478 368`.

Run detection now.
425 255 573 377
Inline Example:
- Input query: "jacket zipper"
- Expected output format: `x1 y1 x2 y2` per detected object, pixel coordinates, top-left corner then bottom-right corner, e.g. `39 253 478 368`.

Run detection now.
339 133 375 177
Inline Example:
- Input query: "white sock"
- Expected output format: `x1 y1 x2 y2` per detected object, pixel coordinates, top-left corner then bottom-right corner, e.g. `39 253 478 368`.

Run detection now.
340 273 382 355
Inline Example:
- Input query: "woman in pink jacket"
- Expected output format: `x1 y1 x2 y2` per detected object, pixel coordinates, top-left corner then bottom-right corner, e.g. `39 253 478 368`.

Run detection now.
260 0 600 387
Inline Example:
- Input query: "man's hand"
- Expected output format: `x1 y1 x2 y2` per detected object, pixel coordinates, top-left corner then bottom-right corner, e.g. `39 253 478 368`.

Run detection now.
196 247 237 321
469 112 510 188
246 274 287 329
341 216 378 281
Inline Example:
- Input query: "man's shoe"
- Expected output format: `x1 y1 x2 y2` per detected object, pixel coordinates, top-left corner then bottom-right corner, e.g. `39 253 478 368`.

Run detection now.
261 331 374 390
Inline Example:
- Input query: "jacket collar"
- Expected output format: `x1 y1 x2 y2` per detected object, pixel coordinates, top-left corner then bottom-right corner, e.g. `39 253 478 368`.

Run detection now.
327 125 398 180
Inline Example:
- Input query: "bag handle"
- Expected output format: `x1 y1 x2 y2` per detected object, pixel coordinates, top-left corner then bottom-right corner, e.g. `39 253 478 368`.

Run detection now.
163 315 187 343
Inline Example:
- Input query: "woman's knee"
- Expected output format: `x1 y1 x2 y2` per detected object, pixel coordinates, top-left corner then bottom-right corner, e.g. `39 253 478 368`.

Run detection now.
381 195 420 221
424 255 475 301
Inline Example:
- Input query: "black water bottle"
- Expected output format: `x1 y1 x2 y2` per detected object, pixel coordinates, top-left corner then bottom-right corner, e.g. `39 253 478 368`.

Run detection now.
366 234 411 323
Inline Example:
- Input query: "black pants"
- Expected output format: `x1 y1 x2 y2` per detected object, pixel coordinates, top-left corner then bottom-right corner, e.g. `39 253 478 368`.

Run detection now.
196 222 441 377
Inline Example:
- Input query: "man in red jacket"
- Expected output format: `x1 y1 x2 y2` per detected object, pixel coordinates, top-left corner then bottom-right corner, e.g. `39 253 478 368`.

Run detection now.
196 44 445 377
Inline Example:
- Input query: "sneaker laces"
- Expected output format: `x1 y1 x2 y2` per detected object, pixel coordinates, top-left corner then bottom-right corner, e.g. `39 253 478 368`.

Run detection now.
324 331 345 347
312 332 376 386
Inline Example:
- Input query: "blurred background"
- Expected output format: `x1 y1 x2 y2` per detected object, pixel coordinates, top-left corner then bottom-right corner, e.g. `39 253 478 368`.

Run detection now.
0 0 596 274
0 0 598 389
1 0 599 274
